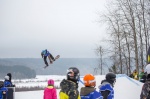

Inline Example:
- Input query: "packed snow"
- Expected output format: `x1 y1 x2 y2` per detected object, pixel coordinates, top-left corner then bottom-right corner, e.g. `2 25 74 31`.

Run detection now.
14 74 143 99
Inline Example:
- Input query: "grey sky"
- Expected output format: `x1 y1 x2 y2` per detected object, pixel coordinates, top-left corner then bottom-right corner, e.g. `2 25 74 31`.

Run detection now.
0 0 107 58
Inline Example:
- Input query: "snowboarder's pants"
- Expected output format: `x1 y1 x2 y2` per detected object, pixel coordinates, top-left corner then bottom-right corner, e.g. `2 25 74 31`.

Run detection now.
44 54 55 66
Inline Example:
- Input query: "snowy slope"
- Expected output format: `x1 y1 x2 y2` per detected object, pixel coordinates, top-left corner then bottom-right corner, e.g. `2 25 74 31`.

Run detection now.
15 74 143 99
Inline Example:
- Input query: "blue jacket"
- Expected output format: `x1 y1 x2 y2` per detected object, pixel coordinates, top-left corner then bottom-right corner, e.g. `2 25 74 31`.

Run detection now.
41 50 50 57
4 80 12 87
99 81 114 99
80 87 103 99
0 87 8 99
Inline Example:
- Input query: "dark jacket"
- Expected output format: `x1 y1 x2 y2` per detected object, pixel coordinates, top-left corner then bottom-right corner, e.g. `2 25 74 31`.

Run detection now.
140 75 150 99
80 87 103 99
59 79 80 99
140 73 147 83
0 81 8 99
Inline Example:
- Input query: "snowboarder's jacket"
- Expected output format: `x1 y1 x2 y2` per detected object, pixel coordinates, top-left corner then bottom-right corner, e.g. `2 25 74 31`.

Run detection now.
0 86 8 99
140 78 150 99
41 50 50 57
80 87 103 99
59 79 80 99
99 80 114 99
43 85 57 99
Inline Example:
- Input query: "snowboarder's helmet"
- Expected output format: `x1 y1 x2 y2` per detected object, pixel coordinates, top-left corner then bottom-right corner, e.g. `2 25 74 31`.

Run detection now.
145 64 150 74
48 79 54 85
0 81 3 88
106 72 116 82
83 74 96 87
67 67 80 81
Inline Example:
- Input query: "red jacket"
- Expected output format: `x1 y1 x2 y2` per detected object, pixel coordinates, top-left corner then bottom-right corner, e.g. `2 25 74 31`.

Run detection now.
43 86 57 99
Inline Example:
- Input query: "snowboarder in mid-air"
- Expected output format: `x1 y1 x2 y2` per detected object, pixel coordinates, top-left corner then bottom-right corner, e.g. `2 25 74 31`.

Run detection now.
41 49 60 68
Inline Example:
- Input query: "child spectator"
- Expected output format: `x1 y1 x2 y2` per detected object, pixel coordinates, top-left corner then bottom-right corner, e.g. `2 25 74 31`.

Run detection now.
43 79 57 99
80 74 103 99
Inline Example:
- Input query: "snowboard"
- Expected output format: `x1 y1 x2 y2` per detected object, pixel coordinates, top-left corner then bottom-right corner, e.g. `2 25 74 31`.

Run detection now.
43 55 60 69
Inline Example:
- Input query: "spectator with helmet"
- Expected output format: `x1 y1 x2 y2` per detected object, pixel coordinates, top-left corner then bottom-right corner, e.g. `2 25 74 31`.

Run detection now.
80 74 103 99
43 79 57 99
0 81 8 99
4 73 15 87
98 72 116 99
3 73 15 99
59 67 80 99
140 64 150 99
4 75 13 87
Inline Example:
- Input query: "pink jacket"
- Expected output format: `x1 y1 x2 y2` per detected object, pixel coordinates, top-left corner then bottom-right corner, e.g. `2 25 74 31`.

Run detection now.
43 86 57 99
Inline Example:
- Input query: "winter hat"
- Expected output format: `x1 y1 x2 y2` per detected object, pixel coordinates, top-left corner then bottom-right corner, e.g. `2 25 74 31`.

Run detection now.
83 74 96 87
145 64 150 74
4 75 9 80
48 79 54 85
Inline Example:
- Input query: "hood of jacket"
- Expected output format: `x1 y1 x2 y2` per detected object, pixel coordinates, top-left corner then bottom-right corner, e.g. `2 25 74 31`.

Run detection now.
44 86 57 99
80 87 95 96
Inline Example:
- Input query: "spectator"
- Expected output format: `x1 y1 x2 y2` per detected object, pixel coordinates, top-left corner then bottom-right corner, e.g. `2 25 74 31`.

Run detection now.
139 69 146 83
4 73 15 99
0 81 8 99
132 69 139 80
5 73 15 87
80 74 103 99
59 67 80 99
139 69 144 80
99 72 116 99
4 76 13 87
43 79 57 99
140 73 147 83
140 64 150 99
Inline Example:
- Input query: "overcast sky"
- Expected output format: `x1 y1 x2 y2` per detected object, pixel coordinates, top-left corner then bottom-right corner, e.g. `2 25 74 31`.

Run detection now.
0 0 107 58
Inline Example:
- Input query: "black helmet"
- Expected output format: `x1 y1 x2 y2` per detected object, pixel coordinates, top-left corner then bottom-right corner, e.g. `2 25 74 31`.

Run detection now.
67 67 80 82
106 72 116 83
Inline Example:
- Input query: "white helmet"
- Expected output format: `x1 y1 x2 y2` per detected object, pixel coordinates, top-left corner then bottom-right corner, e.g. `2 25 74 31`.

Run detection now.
145 64 150 74
4 75 9 80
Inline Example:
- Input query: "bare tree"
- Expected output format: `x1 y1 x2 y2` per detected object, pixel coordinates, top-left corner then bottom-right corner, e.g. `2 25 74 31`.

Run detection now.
97 0 150 74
